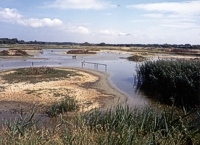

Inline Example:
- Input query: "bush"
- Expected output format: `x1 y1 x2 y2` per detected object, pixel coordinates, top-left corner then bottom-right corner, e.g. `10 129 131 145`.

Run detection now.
127 55 147 62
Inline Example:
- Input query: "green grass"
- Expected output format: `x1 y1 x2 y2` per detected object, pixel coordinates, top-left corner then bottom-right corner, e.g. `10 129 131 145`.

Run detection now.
1 67 80 83
46 96 78 117
0 104 199 144
0 86 5 91
136 59 200 107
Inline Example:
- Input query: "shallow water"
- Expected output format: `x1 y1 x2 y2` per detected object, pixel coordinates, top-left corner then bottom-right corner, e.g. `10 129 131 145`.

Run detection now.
0 48 152 127
0 49 149 106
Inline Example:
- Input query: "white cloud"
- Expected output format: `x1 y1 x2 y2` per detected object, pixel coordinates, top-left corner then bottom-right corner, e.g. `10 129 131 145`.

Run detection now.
76 26 90 34
46 0 114 10
18 18 63 28
65 24 90 34
0 8 63 28
143 14 164 19
0 8 22 22
128 1 200 29
128 1 200 15
0 8 91 35
98 30 131 37
99 30 116 35
118 33 131 36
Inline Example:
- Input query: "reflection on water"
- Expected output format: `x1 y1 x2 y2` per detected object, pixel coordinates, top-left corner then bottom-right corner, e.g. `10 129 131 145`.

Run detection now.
0 48 150 107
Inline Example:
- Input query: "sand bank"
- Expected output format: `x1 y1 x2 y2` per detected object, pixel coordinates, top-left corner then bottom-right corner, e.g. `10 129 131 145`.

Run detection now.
0 68 128 113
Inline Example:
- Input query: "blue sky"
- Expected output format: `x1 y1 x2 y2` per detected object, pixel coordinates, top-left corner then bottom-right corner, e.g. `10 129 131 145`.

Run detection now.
0 0 200 44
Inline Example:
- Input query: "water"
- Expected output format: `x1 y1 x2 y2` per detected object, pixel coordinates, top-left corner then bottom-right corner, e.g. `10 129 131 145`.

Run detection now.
0 48 150 126
0 49 149 105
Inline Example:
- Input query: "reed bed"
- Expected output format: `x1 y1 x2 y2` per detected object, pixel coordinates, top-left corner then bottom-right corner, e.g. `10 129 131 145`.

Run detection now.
136 59 200 107
0 105 199 144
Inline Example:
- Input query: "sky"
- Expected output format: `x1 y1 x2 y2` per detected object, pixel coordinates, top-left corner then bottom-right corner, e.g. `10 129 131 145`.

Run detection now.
0 0 200 44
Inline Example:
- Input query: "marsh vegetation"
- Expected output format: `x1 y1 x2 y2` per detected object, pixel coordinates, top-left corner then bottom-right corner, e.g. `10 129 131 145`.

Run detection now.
0 104 199 144
136 59 200 107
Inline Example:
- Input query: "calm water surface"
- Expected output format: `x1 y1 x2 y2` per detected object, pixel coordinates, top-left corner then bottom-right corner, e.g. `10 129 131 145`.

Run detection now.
0 48 152 126
0 49 150 107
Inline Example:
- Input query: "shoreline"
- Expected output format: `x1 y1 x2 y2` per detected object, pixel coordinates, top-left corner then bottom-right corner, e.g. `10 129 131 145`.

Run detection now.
0 67 129 114
71 67 129 107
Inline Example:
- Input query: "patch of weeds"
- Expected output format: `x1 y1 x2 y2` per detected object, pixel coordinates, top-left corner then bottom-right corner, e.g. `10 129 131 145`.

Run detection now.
36 92 43 97
24 89 36 95
0 86 5 91
1 67 80 83
64 88 73 93
84 101 93 106
46 96 78 117
48 88 57 93
53 92 64 97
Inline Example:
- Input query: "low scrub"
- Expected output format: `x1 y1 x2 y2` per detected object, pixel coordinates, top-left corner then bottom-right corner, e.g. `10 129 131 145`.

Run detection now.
136 59 200 106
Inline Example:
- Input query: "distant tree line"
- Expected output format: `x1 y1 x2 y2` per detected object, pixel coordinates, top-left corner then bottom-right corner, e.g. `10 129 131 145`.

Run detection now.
0 38 25 44
0 38 200 49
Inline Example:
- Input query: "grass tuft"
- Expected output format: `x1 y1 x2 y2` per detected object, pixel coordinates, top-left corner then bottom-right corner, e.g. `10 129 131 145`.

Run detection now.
46 96 78 117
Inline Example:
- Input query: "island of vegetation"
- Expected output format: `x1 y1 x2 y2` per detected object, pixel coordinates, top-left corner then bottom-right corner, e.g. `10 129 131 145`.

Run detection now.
67 49 96 54
0 49 29 56
127 54 148 62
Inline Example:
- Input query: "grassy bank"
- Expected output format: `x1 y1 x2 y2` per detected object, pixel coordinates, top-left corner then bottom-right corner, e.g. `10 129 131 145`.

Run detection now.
1 67 80 83
0 104 199 144
136 59 200 107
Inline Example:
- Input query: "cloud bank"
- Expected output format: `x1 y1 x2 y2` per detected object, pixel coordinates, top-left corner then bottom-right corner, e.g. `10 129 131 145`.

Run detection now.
45 0 114 10
128 1 200 29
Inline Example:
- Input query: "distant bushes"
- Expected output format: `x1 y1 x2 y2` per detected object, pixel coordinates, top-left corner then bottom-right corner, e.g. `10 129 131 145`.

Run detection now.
0 50 28 56
67 49 96 54
168 48 199 54
127 55 147 62
136 59 200 106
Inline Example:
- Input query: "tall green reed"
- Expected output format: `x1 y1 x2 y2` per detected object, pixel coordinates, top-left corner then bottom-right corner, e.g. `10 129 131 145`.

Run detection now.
136 59 200 107
0 105 199 144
